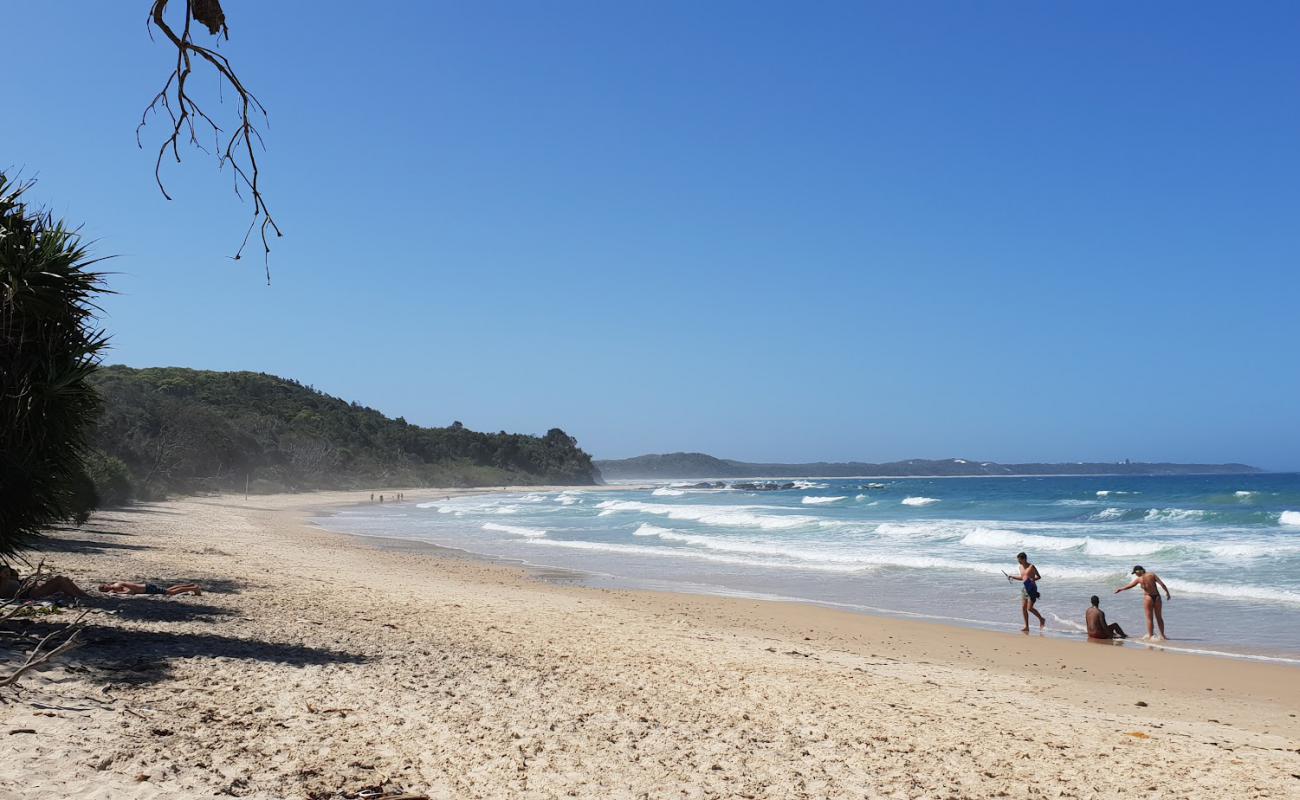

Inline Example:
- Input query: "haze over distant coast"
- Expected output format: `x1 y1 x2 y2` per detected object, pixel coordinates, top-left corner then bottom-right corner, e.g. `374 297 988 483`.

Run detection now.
595 452 1261 480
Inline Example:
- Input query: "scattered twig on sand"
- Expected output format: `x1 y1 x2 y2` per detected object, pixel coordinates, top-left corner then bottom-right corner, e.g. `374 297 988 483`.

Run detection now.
0 610 89 690
306 702 355 716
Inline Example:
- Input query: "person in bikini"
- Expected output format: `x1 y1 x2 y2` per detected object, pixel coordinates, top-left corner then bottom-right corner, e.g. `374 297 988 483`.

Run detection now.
1006 551 1045 631
1085 595 1127 640
99 581 202 597
1115 565 1170 640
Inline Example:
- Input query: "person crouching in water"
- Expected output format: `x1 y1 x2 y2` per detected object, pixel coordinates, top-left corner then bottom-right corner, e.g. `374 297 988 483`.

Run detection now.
1006 551 1045 631
1085 595 1127 640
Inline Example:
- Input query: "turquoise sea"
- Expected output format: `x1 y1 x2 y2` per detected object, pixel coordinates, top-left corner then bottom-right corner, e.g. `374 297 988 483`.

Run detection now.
315 473 1300 662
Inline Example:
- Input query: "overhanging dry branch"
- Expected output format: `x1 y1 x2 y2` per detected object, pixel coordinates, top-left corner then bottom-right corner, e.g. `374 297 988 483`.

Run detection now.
138 0 281 282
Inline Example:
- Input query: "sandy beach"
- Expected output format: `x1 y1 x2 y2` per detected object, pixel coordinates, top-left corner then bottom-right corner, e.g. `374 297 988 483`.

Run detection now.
2 488 1298 800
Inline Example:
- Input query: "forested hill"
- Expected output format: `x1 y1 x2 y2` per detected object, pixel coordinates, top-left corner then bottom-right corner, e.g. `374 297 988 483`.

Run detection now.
89 366 600 499
595 452 1260 480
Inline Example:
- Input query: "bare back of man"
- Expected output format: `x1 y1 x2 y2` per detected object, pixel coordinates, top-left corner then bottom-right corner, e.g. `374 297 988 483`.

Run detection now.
1085 598 1127 640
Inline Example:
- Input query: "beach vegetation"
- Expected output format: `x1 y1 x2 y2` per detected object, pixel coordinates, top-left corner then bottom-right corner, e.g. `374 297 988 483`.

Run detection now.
89 366 600 497
0 174 110 556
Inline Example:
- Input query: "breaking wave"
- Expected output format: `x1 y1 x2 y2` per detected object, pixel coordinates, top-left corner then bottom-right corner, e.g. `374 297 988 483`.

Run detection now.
901 496 939 506
1143 508 1205 522
802 496 846 505
482 522 547 538
596 500 819 530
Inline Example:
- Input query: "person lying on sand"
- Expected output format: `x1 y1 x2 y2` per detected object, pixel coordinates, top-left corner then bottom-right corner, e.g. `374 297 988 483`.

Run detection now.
1006 551 1045 632
1115 565 1170 640
1085 595 1127 640
0 564 89 600
98 581 203 597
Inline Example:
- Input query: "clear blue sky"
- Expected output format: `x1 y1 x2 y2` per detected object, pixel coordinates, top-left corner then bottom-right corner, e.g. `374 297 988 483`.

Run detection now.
5 2 1298 468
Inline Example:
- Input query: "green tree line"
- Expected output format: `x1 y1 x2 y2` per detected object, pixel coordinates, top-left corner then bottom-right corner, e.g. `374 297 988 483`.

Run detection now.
87 366 600 500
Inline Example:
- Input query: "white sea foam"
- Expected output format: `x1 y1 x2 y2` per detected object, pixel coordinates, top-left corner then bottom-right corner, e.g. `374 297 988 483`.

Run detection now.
528 538 869 573
1055 499 1098 507
1206 543 1276 559
632 523 674 537
792 480 829 490
960 528 1082 552
1091 507 1126 521
652 488 686 497
1081 538 1170 557
1165 578 1300 607
555 493 580 506
629 525 872 565
1280 511 1300 526
1143 508 1205 522
854 494 867 501
595 500 818 530
1235 491 1257 498
1096 490 1136 497
901 496 939 506
851 554 1113 581
802 496 846 505
875 521 964 539
957 527 1170 557
482 522 547 538
416 501 458 514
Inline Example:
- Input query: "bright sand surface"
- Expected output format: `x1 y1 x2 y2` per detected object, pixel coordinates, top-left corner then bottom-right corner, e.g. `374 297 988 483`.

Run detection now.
1 488 1298 799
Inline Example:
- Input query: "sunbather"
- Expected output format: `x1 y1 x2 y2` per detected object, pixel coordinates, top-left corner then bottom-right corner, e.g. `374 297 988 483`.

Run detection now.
0 564 89 600
98 581 203 597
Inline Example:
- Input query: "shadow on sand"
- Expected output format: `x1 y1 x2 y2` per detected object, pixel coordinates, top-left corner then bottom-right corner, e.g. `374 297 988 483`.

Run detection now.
94 597 240 624
72 623 368 685
37 536 152 555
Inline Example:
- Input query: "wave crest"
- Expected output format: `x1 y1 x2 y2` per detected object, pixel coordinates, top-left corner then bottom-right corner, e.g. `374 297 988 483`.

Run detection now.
901 496 939 506
482 522 546 538
802 496 846 505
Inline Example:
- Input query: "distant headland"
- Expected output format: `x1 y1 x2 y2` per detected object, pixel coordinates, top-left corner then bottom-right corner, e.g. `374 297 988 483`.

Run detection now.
594 452 1261 480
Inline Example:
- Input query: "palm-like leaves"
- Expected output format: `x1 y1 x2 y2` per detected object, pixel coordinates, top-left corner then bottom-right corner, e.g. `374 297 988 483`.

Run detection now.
0 174 110 557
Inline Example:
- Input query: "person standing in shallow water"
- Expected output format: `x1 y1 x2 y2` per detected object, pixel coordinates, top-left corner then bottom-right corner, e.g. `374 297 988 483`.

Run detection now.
1006 551 1045 632
1115 565 1170 640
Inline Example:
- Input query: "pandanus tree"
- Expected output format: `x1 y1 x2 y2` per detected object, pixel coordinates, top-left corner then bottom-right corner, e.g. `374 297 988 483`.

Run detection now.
0 175 110 558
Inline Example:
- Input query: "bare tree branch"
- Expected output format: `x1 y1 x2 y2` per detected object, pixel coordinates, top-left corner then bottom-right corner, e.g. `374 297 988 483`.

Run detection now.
138 0 281 283
0 611 88 689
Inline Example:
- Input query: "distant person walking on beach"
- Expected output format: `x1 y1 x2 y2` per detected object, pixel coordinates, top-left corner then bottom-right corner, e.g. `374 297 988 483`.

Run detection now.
1006 551 1045 631
1115 565 1170 640
1085 595 1127 640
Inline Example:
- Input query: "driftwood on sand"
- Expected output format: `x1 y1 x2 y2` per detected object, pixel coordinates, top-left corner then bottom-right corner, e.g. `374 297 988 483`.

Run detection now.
0 563 89 694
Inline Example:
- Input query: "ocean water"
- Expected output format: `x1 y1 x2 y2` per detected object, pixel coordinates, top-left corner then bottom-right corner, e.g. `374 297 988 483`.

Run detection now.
314 474 1300 662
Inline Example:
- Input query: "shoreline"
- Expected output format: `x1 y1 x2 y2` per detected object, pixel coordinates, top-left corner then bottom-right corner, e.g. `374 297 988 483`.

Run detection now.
3 488 1297 798
315 486 1300 667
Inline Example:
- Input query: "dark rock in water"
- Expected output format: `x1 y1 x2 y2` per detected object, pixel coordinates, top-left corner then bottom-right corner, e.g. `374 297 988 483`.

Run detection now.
682 481 726 489
861 482 889 490
731 481 793 491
